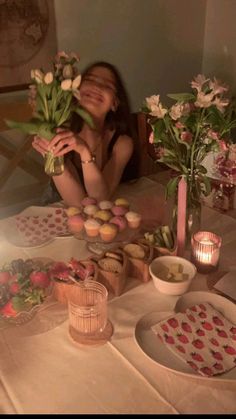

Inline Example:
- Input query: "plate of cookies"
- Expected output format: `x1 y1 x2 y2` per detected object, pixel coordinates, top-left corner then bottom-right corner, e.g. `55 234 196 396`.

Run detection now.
65 197 142 245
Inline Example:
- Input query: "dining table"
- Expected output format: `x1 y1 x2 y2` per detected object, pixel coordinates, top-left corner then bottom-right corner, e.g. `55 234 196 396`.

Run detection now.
0 174 236 414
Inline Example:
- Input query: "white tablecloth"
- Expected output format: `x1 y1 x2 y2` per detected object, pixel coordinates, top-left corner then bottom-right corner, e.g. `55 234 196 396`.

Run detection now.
0 177 236 414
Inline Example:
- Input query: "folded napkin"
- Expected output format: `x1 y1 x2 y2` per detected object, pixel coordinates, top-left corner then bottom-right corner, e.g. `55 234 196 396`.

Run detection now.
152 302 236 377
14 208 69 246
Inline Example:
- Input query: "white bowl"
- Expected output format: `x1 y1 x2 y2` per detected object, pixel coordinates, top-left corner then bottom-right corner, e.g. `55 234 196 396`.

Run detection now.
149 256 196 296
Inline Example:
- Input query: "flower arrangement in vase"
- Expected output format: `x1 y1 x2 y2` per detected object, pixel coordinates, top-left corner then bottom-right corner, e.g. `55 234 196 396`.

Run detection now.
142 74 236 242
6 51 94 176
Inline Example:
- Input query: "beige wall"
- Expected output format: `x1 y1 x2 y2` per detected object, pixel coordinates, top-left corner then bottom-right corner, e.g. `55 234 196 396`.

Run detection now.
55 0 207 111
203 0 236 93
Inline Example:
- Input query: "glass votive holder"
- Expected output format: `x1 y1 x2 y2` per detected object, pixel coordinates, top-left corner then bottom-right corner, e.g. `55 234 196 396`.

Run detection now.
68 280 108 336
191 231 222 273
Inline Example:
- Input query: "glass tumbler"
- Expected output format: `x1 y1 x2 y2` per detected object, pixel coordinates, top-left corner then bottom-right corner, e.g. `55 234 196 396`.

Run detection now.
191 231 222 273
68 281 108 336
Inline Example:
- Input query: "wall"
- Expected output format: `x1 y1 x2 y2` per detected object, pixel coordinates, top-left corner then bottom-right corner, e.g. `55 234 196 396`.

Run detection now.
54 0 207 110
203 0 236 93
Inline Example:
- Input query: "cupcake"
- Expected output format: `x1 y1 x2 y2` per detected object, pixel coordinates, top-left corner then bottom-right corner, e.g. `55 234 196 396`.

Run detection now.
83 204 99 216
67 214 85 233
125 211 142 229
110 216 128 232
111 205 128 216
81 196 97 206
65 206 81 217
98 200 113 210
99 223 118 242
84 219 101 237
114 198 130 208
94 210 112 222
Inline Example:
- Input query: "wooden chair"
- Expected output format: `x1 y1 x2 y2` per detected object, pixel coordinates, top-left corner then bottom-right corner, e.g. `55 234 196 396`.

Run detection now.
131 112 167 178
0 101 48 217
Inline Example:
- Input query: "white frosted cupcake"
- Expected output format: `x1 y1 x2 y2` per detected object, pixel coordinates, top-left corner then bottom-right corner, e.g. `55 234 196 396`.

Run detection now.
83 204 99 216
125 211 142 229
98 200 113 210
84 219 101 237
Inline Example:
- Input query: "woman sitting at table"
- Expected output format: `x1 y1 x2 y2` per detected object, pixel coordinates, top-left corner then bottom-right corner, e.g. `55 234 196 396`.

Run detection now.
32 61 137 207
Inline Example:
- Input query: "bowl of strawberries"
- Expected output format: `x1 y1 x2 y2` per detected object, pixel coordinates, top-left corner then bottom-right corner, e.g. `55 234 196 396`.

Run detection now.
0 258 53 325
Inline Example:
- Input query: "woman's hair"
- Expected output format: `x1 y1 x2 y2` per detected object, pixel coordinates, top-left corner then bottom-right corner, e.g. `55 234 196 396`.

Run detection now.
72 61 132 136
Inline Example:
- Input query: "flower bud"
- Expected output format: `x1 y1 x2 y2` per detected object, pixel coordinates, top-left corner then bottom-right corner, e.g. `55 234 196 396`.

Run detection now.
72 74 81 90
44 72 53 84
61 79 72 91
63 64 73 79
33 69 44 84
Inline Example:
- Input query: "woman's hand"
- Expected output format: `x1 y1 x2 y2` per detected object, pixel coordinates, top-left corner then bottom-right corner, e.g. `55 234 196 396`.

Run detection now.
32 135 50 156
48 129 89 157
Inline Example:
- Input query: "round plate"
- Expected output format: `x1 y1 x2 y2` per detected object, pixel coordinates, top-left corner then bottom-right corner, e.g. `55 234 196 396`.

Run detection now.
134 292 236 382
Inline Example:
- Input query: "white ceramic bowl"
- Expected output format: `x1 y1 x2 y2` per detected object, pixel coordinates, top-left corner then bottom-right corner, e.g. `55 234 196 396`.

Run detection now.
149 256 196 296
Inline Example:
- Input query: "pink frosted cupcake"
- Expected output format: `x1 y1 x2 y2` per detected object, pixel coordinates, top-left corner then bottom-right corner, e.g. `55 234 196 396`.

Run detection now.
83 204 99 216
81 196 97 207
98 200 113 210
84 219 101 237
110 216 128 232
99 223 118 242
94 210 112 222
125 211 142 229
111 205 128 216
114 198 130 209
67 214 85 233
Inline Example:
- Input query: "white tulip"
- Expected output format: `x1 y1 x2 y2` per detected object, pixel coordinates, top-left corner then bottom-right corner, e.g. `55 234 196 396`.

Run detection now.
61 79 72 90
44 72 53 84
72 74 81 90
33 69 44 84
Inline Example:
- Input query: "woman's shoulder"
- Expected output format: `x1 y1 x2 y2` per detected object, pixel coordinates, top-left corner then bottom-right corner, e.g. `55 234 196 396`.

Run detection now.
107 129 133 154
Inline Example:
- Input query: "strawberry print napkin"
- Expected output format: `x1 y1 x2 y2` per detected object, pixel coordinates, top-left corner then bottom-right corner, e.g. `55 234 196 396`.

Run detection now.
152 302 236 377
13 208 69 246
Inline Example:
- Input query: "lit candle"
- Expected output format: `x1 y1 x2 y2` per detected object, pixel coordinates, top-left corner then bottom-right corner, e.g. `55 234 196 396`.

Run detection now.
191 231 222 273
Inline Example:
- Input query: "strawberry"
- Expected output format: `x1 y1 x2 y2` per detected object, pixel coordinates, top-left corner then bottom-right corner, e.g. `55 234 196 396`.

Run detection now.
161 323 169 333
181 322 192 333
216 329 228 338
190 305 197 312
211 350 223 361
210 337 219 347
0 271 11 284
200 366 213 376
230 327 236 335
199 304 207 311
196 329 205 337
191 352 204 362
187 361 198 371
223 345 236 355
192 339 204 349
176 345 186 354
49 262 71 281
30 271 50 289
0 300 18 317
164 334 175 344
198 311 207 319
9 282 20 295
213 362 224 371
201 321 213 331
167 318 179 328
187 313 196 323
212 316 224 326
177 333 189 344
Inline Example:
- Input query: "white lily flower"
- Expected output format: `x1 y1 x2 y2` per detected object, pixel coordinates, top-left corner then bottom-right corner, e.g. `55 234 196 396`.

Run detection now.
170 104 184 120
195 91 214 108
213 97 229 113
191 74 209 92
61 79 72 91
44 72 53 84
72 74 82 90
63 64 73 79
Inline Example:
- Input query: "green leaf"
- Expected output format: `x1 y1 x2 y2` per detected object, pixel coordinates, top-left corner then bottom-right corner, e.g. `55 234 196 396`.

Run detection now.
5 119 40 135
165 176 179 200
74 107 95 129
167 93 195 102
38 122 56 141
201 176 212 196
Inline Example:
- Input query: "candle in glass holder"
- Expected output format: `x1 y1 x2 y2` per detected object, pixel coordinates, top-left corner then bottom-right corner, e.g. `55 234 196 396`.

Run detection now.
191 231 222 273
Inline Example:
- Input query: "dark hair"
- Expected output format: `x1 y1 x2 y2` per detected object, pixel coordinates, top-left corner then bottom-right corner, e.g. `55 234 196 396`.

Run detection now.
71 61 132 136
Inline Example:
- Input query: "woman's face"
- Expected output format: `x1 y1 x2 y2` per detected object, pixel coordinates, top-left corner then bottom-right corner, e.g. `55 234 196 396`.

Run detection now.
79 66 118 119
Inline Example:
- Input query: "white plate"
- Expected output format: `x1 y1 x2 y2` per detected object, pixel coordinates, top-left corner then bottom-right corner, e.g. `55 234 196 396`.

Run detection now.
134 291 236 382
